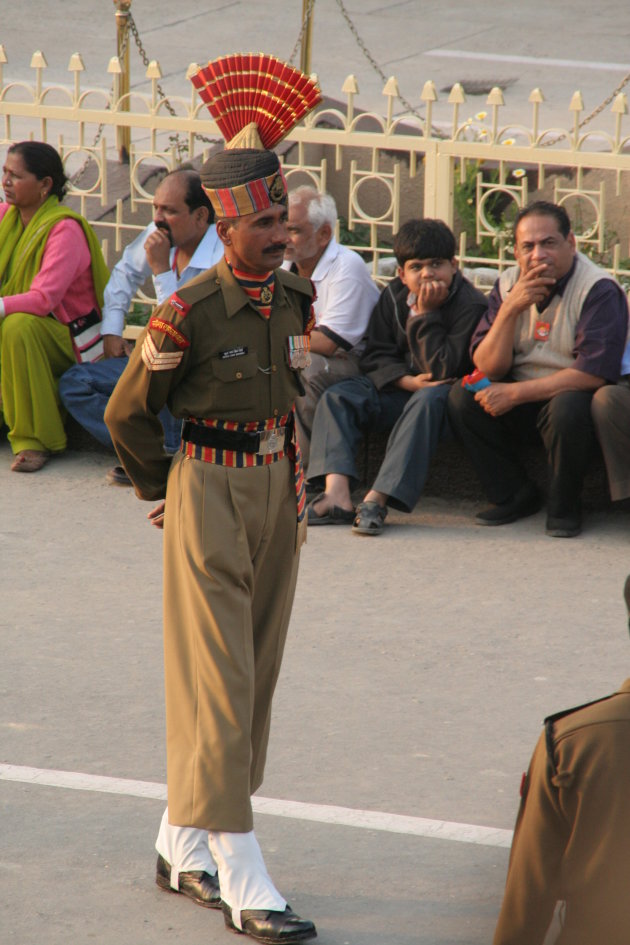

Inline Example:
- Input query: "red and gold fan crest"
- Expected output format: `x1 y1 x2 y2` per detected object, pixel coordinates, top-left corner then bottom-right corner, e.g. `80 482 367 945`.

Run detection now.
191 53 322 150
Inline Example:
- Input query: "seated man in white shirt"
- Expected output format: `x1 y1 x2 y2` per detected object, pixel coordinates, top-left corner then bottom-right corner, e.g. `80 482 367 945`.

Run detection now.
59 167 223 482
283 186 380 466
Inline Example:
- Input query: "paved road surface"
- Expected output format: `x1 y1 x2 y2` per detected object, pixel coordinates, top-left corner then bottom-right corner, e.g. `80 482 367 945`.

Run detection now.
2 439 629 943
2 2 629 139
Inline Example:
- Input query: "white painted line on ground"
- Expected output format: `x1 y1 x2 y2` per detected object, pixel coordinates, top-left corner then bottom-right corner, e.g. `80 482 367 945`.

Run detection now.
253 796 513 848
0 763 167 800
425 49 630 73
0 763 513 849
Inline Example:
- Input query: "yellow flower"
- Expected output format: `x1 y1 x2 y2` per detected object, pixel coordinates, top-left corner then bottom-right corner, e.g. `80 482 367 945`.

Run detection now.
475 111 487 120
512 168 526 178
478 129 488 139
503 138 515 146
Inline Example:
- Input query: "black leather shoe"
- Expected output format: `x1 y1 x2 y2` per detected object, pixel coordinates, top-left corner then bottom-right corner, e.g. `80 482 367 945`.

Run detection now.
106 464 132 487
222 901 317 944
546 513 581 538
155 853 221 909
476 483 542 526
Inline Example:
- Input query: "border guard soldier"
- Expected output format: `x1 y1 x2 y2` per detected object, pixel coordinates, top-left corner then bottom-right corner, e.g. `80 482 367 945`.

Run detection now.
106 53 321 945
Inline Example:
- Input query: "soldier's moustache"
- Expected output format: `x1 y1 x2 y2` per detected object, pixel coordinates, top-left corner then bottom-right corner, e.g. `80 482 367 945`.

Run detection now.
263 243 287 254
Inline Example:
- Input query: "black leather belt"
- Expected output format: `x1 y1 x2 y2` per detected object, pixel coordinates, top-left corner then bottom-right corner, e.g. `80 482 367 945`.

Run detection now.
182 420 292 455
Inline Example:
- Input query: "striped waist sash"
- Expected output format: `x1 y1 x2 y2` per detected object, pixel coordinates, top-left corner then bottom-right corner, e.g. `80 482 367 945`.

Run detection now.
181 413 307 522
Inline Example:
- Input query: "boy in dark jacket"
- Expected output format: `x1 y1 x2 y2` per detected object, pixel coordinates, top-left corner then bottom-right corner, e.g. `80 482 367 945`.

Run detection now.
306 218 487 533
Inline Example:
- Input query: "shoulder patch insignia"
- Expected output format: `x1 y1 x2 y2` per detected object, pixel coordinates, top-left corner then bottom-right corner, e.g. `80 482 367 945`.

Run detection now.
149 315 190 350
169 293 192 317
142 333 184 372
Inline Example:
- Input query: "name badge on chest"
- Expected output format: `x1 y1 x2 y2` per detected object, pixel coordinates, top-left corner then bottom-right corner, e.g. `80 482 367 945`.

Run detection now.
287 334 311 370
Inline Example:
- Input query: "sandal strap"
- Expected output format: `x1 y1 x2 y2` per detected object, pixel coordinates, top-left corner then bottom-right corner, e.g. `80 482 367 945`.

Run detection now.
354 500 388 527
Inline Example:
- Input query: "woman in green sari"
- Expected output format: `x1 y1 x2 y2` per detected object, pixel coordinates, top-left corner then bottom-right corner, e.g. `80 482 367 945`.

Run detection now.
0 141 109 471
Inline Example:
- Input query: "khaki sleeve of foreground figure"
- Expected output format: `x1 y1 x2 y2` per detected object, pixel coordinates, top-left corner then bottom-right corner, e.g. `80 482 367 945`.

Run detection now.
494 676 630 945
492 733 565 944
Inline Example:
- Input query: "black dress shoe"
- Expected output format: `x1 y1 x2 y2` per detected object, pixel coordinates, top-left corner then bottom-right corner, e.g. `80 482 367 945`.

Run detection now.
155 853 221 909
475 483 542 526
546 513 581 538
106 464 132 487
222 901 317 944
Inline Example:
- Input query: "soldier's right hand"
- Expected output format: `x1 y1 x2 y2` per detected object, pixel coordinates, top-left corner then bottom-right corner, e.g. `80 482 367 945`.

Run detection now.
148 501 165 529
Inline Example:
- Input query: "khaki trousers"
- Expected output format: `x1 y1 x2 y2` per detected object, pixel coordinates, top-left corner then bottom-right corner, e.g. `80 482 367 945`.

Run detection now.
163 452 300 833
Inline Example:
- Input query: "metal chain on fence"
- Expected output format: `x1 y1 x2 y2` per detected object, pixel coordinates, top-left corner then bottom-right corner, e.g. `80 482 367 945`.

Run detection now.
332 0 447 136
127 11 217 157
335 0 630 144
72 8 223 184
71 119 107 187
572 70 630 131
538 69 630 148
287 0 317 66
70 22 130 185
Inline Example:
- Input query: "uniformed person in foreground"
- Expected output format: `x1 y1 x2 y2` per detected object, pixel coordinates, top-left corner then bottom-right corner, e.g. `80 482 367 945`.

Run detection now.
493 577 630 945
106 54 321 945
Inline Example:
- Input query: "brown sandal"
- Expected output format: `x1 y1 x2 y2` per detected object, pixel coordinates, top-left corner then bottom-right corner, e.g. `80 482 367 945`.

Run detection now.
11 450 50 473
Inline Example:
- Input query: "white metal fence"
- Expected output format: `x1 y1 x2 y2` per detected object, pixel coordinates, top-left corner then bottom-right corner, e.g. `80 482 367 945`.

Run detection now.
2 46 630 291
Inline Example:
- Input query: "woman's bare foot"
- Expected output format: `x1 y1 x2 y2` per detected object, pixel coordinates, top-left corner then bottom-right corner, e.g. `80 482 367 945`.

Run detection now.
11 450 50 473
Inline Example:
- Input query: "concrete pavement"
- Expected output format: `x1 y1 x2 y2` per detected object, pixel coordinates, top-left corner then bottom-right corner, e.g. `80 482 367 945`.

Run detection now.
1 438 629 944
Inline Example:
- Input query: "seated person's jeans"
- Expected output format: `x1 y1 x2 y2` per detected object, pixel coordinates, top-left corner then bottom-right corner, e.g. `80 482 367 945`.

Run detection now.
59 355 182 454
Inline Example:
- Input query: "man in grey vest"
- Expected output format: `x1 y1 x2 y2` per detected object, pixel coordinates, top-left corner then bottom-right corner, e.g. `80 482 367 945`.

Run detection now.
447 201 628 538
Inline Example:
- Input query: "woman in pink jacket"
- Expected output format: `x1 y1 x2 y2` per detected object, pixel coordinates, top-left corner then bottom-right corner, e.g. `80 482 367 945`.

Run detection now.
0 141 109 471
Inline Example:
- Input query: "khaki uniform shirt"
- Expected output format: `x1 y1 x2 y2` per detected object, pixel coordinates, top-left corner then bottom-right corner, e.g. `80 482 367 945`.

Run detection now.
105 257 313 498
493 679 630 945
104 258 314 832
